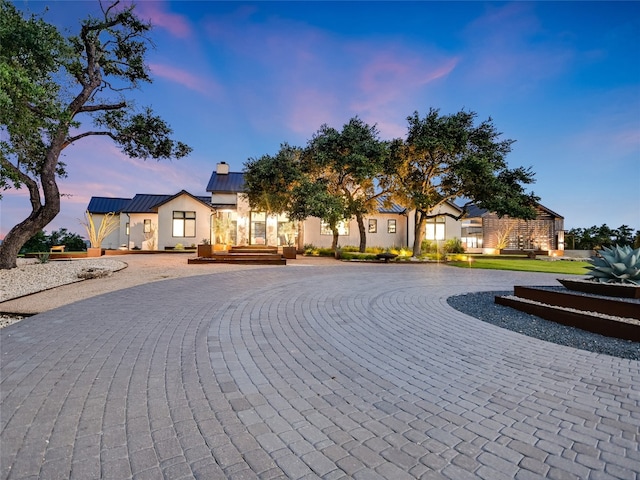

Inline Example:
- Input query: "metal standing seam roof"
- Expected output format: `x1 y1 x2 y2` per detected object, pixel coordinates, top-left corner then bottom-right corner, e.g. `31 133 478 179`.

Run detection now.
148 190 213 211
87 197 132 214
374 197 406 214
464 202 563 219
121 194 172 213
206 172 245 193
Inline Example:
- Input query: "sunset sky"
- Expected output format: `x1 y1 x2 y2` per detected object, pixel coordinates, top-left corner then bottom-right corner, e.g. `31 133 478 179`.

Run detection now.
2 1 639 239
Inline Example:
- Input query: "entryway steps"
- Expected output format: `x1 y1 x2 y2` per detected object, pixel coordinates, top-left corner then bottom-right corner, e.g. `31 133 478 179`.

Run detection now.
188 245 286 265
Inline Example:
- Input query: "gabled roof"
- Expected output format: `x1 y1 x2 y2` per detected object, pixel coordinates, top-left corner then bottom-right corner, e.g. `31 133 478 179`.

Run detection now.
464 204 488 218
206 172 245 193
122 194 172 213
374 197 406 214
464 202 563 219
150 190 213 211
537 204 564 219
87 197 131 214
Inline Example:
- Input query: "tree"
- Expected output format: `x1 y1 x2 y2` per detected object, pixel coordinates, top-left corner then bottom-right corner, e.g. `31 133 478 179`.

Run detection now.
287 179 349 251
19 228 86 253
243 143 302 215
390 109 538 256
0 1 191 269
566 224 637 250
303 117 390 252
48 227 86 251
614 224 634 247
19 230 48 254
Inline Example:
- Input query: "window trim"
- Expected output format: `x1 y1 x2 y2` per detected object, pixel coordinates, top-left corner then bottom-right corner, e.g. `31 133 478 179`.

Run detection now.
172 211 196 238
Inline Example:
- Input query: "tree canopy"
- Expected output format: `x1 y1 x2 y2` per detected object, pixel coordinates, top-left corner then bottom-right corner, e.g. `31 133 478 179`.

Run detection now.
390 109 538 256
0 0 191 268
243 143 302 216
243 109 539 256
303 117 390 252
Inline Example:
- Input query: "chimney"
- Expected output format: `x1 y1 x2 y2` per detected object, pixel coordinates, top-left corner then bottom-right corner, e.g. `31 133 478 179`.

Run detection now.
216 162 229 175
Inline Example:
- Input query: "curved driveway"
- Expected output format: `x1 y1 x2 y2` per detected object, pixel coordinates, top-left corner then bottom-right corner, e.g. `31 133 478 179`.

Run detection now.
1 263 639 479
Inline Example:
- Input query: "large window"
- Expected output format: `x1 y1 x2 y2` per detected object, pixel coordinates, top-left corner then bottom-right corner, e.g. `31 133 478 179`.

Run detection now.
425 216 445 241
387 219 396 234
173 211 196 237
143 219 151 233
368 219 377 233
321 221 349 236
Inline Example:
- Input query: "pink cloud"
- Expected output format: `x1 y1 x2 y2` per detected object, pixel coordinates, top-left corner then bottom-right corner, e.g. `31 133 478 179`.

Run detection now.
135 1 192 38
285 88 343 135
148 63 221 97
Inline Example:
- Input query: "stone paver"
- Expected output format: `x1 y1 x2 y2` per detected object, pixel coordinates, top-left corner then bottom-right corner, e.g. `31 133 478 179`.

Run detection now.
1 263 639 479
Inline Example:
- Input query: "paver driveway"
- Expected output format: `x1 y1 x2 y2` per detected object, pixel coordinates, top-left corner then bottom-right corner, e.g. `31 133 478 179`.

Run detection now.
1 263 639 479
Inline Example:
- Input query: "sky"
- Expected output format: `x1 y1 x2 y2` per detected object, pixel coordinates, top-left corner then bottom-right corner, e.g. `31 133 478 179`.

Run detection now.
2 0 639 239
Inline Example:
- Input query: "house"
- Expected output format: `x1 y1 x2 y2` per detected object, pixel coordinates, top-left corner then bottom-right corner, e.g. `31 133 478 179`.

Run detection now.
461 204 565 255
87 191 213 250
87 162 564 254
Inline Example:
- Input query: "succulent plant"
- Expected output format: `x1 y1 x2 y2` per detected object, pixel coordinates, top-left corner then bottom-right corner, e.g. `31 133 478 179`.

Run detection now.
586 245 640 285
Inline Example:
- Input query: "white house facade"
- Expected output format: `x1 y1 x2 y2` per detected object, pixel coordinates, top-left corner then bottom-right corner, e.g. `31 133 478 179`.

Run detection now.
87 162 563 254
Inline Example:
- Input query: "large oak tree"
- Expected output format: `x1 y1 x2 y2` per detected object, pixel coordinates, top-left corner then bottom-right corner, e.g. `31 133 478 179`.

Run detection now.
0 0 191 269
391 109 539 256
303 117 390 252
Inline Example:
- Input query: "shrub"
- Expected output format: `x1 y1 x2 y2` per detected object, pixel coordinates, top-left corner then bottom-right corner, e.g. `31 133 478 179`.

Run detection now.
444 237 465 254
421 240 439 254
340 252 378 261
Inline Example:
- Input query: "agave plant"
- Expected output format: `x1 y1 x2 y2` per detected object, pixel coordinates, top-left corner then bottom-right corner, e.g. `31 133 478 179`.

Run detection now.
586 245 640 285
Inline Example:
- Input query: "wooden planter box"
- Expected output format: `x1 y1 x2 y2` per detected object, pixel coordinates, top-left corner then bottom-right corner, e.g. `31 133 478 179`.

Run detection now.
87 247 103 257
282 246 297 259
558 278 640 299
197 244 213 258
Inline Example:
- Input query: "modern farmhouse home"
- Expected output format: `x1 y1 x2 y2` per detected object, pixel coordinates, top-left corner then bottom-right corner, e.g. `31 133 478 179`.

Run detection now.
87 162 564 255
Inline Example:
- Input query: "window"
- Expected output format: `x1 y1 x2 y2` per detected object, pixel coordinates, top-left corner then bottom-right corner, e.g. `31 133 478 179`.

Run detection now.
387 219 397 234
368 219 377 233
321 221 349 236
425 216 445 240
173 211 196 237
250 212 266 244
143 219 151 233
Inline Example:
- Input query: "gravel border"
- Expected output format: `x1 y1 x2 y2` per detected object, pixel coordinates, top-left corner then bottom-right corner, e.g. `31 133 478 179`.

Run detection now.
447 291 639 360
0 258 127 302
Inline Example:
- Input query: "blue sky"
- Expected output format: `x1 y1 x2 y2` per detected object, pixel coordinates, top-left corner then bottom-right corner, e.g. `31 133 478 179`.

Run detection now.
2 1 639 239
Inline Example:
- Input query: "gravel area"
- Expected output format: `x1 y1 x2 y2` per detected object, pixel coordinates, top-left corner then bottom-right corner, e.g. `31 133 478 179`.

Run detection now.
0 258 127 328
0 258 127 302
447 290 640 360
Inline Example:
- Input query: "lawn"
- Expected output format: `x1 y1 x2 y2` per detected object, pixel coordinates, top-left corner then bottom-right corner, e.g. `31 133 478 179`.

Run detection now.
448 256 590 275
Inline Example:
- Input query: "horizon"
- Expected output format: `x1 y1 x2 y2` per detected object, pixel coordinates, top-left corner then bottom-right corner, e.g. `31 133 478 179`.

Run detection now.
2 1 639 239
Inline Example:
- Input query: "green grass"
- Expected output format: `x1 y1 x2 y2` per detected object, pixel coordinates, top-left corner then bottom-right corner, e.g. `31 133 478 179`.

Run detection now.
448 256 590 275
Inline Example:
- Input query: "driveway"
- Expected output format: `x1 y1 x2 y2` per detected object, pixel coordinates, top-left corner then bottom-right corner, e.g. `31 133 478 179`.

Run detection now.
1 262 638 479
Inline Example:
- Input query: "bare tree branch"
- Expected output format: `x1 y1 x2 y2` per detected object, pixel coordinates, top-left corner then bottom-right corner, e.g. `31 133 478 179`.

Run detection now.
78 102 126 113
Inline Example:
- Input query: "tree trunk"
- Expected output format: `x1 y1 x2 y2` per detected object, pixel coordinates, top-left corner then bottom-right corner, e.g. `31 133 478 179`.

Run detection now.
356 212 367 253
412 210 426 257
332 229 339 251
0 202 60 269
0 135 63 269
